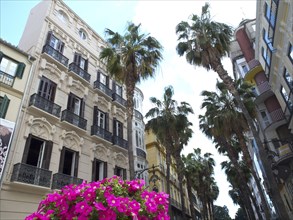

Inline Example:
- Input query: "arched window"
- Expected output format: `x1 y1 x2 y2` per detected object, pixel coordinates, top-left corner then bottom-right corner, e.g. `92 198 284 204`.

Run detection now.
79 29 87 40
57 10 68 24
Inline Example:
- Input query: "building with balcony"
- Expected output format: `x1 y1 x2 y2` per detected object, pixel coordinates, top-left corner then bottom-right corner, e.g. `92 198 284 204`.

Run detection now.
0 39 35 186
0 0 133 218
133 87 148 184
230 0 293 217
145 130 200 219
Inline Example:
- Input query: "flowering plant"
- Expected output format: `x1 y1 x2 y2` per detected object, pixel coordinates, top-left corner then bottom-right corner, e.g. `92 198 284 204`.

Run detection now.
26 176 169 220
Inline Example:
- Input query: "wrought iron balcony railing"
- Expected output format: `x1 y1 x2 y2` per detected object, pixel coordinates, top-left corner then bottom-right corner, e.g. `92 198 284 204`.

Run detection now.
29 93 61 117
136 148 146 159
61 110 87 130
113 135 128 150
170 197 182 210
0 70 14 86
52 173 83 189
11 163 52 188
68 63 91 82
112 93 126 107
93 81 112 97
42 44 69 67
91 125 112 142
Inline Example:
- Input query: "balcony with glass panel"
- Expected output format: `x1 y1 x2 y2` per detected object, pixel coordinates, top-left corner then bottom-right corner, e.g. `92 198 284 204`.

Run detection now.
68 63 91 83
113 135 128 150
42 44 68 69
91 125 112 143
51 173 83 189
93 81 112 99
11 163 52 188
29 93 61 118
61 110 87 130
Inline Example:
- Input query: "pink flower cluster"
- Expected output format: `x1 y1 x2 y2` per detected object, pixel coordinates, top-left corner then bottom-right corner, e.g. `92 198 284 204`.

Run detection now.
26 176 170 220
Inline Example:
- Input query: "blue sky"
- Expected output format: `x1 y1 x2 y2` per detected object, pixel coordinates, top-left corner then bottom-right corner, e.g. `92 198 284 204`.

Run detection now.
0 0 257 218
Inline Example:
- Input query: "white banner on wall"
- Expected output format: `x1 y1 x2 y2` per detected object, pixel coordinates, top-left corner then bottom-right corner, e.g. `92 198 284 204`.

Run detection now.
0 118 15 183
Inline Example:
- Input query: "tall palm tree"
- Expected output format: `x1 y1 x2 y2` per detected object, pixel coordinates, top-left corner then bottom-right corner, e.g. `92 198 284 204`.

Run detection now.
200 80 270 219
100 22 163 179
176 4 288 219
145 85 193 217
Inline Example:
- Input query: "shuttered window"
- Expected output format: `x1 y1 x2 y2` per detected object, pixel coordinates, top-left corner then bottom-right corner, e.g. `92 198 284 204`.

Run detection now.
114 166 127 180
67 93 85 117
92 158 107 181
0 95 10 118
38 77 57 101
59 147 79 177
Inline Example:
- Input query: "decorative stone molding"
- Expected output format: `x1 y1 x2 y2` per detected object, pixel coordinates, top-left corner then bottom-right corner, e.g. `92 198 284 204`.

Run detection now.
67 76 89 98
25 116 56 141
113 106 127 122
90 143 111 162
112 152 128 168
39 59 65 89
59 130 83 154
93 94 111 112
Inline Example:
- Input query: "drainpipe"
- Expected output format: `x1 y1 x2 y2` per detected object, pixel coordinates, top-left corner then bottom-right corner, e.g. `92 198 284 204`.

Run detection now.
0 54 36 189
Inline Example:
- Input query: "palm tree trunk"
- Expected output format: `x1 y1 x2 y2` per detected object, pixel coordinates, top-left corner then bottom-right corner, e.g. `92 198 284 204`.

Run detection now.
236 131 271 219
212 60 290 220
165 148 172 217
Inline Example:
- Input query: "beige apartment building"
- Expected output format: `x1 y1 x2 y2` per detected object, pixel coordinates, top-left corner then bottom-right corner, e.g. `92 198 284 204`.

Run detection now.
145 130 201 219
0 0 138 218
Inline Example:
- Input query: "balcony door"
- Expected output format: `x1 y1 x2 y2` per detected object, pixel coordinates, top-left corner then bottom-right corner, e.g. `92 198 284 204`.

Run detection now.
67 93 84 117
38 77 56 102
114 166 127 180
92 158 107 181
46 31 64 53
22 134 52 170
74 53 88 71
59 147 79 177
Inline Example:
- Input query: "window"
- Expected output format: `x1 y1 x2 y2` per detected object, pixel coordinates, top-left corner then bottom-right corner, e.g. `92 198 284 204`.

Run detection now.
67 93 84 117
288 44 293 64
92 158 107 181
264 2 277 28
38 77 57 101
114 166 126 180
260 110 270 127
46 31 64 53
57 10 68 24
59 147 79 177
22 134 53 170
135 129 143 148
284 68 293 89
0 52 25 81
73 53 88 71
93 106 108 129
262 47 271 66
281 86 293 112
241 64 248 74
0 95 10 118
113 118 123 138
113 82 122 96
98 71 108 86
262 29 274 52
79 29 87 40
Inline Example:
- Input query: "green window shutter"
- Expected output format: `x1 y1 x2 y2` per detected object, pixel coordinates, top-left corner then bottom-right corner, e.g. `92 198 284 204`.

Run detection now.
15 62 26 79
0 51 3 63
0 95 10 118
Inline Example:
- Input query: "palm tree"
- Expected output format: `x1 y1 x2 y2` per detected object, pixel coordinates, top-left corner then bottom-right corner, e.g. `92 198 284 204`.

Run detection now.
200 80 270 219
183 148 218 220
176 4 288 219
145 86 193 217
100 22 163 179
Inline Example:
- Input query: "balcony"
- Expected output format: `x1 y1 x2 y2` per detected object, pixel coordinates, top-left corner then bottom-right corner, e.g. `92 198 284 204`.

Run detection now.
93 81 112 98
244 59 263 82
170 197 182 210
11 163 52 188
112 93 126 107
42 44 68 67
263 108 286 132
91 125 112 142
136 148 146 159
29 94 61 117
52 173 83 189
134 110 143 121
113 135 128 150
0 70 14 86
61 110 87 130
68 63 91 83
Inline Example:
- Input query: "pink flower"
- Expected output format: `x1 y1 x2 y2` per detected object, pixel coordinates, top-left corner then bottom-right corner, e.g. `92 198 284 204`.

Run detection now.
93 201 106 211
